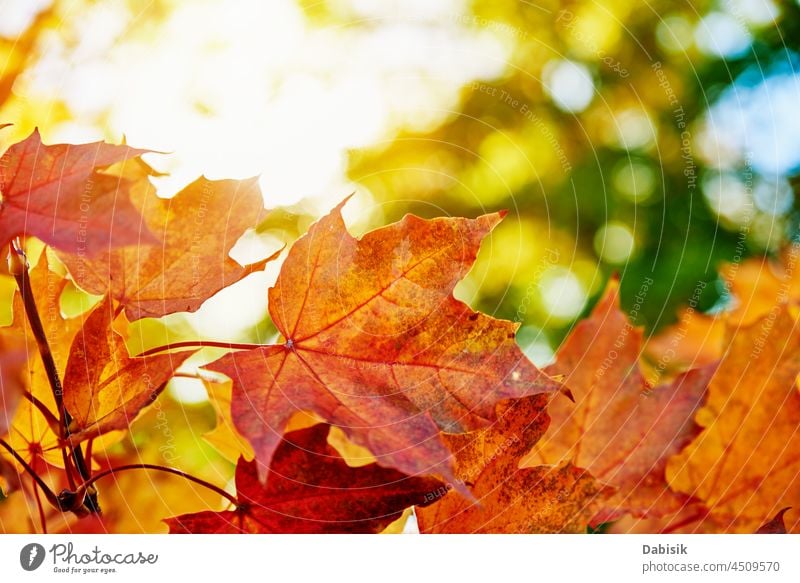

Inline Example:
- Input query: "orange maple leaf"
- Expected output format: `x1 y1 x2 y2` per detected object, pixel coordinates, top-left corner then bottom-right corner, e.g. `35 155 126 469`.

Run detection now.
416 395 612 533
57 176 274 320
0 334 25 438
756 507 792 534
0 129 155 253
62 296 192 443
1 254 85 469
645 247 800 374
205 199 563 481
667 306 800 533
526 281 714 524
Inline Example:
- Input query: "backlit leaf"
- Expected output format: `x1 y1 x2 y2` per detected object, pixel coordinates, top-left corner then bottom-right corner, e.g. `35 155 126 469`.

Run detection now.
207 200 563 480
526 281 713 523
0 129 154 254
62 296 191 443
166 424 443 533
667 307 800 533
57 176 273 320
416 395 612 533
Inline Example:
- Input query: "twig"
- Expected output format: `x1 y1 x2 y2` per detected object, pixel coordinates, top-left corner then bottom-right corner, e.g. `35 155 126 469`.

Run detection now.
8 240 99 512
74 463 239 508
137 340 262 357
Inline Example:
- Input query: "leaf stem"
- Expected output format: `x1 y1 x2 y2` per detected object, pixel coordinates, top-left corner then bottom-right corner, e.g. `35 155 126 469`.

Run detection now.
9 243 73 476
9 240 99 512
137 340 263 357
75 464 239 507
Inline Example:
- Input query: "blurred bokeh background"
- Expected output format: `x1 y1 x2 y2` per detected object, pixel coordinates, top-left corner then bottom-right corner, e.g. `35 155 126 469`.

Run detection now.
2 0 799 383
3 0 800 533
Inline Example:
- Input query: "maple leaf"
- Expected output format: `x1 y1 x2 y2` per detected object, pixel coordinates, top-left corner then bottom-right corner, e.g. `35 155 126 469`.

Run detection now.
2 357 63 472
57 175 273 320
3 253 146 457
644 307 725 378
165 423 443 533
0 129 155 254
667 306 800 533
0 490 44 533
65 395 247 534
0 328 26 501
721 251 800 326
416 395 612 533
199 377 254 463
756 508 792 534
0 334 25 437
525 281 714 524
1 253 77 469
10 252 83 370
205 200 562 480
62 295 191 443
644 248 800 375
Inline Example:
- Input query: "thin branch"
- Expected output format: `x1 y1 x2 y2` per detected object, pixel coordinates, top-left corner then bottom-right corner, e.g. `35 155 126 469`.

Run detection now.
137 340 263 358
75 464 239 507
9 240 98 512
9 242 74 483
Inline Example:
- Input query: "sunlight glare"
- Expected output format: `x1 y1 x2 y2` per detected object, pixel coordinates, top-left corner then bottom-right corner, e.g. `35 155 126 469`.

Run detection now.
14 0 506 211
